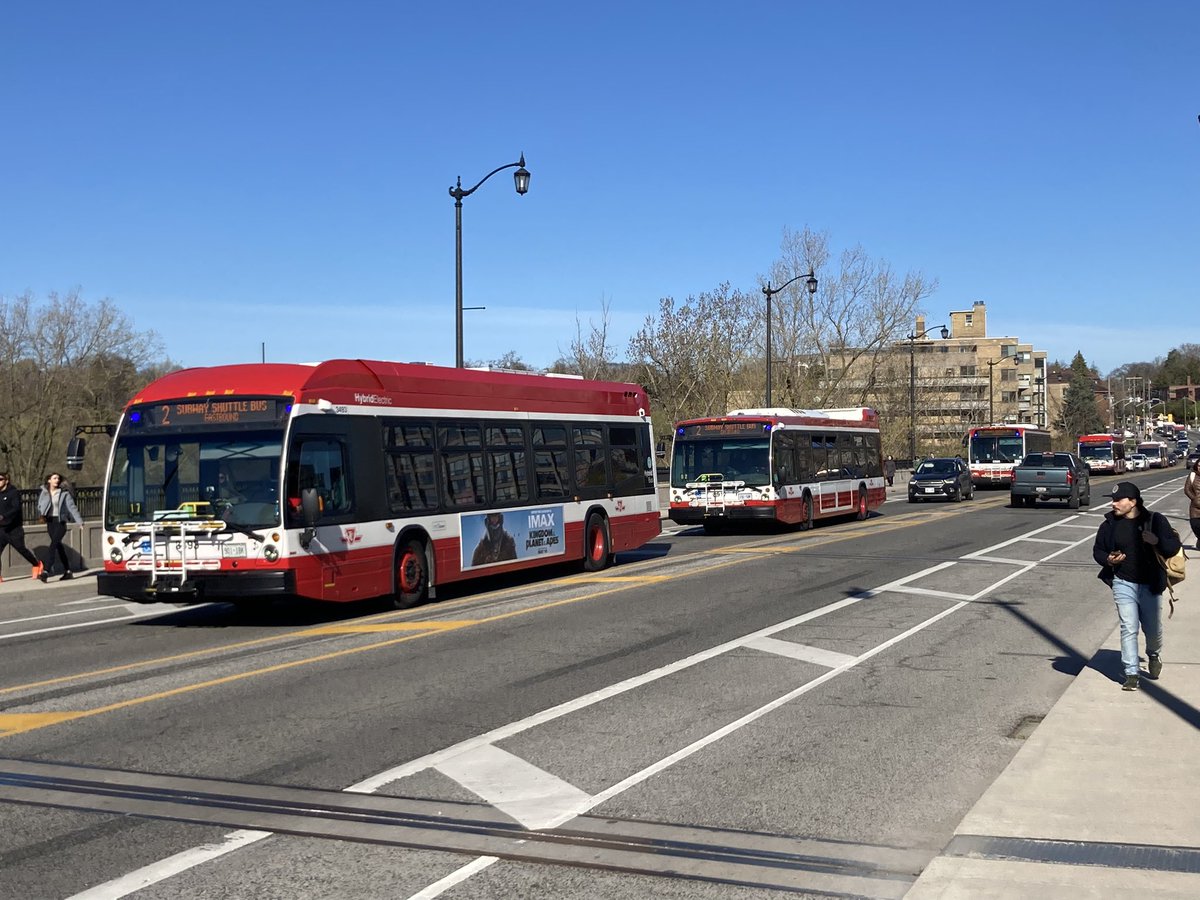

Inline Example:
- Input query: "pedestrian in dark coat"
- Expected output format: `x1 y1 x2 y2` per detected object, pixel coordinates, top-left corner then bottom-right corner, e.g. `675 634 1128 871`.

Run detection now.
884 455 896 487
0 472 44 582
1092 481 1181 691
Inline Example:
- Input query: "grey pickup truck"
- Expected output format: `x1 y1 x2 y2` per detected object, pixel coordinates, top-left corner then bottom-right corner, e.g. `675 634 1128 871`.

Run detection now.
1010 451 1092 508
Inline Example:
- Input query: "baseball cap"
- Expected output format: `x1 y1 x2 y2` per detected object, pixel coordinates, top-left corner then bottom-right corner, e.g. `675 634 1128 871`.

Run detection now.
1107 481 1141 501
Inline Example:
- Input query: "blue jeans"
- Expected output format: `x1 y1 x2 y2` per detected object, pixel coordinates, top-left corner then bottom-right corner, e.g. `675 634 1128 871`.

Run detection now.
1112 577 1163 676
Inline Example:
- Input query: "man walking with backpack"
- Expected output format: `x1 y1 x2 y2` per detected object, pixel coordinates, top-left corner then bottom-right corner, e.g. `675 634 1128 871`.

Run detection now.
1092 481 1182 691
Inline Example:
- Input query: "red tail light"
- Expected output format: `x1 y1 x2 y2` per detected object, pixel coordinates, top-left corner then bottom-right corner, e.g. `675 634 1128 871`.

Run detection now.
1066 471 1074 486
1010 469 1017 483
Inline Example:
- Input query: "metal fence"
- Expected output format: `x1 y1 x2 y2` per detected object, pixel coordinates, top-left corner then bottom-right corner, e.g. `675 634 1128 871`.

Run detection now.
17 487 104 522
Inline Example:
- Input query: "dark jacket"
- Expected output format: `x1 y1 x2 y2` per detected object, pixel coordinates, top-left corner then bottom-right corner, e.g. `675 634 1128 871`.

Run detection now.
1093 506 1182 594
0 484 24 532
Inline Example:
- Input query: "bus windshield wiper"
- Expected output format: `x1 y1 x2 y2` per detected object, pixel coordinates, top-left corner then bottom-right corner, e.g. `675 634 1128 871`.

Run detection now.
222 520 266 543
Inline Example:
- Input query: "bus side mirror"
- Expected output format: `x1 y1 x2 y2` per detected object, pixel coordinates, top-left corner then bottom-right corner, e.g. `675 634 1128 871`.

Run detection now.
66 437 86 471
299 487 322 549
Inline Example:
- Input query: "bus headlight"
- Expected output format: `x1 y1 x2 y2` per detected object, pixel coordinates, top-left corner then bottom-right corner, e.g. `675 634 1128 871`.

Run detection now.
110 547 124 564
263 545 280 563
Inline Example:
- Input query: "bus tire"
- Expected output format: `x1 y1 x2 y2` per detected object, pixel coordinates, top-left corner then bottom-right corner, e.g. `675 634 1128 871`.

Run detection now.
799 492 814 531
393 537 430 609
855 486 869 520
582 512 611 572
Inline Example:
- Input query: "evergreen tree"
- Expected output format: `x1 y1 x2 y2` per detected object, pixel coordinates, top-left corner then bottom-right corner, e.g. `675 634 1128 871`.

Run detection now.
1061 354 1105 439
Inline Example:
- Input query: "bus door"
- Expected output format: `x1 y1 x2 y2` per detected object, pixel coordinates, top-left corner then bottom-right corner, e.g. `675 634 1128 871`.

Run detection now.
286 418 375 600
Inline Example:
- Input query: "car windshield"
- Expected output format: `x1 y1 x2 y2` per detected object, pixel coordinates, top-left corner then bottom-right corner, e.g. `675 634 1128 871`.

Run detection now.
917 460 956 475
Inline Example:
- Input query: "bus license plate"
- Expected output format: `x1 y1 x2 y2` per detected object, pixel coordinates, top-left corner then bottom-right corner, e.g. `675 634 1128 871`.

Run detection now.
222 544 247 558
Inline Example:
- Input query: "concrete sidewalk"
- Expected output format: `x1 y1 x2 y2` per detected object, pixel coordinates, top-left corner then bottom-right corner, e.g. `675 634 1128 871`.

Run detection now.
907 563 1200 897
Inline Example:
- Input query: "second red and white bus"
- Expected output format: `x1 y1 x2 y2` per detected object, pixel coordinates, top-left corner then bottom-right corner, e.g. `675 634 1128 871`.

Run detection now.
1077 434 1127 475
667 407 885 532
77 359 661 607
964 424 1052 487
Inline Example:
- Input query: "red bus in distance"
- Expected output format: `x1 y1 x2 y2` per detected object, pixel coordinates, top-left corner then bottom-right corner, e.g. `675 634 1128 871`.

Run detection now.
668 407 885 533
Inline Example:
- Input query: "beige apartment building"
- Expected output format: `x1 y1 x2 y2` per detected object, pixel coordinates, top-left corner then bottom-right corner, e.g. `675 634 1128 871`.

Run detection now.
903 301 1048 447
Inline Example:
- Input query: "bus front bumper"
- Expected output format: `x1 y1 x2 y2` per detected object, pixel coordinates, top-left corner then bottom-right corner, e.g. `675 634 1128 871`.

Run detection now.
668 506 777 525
97 571 295 604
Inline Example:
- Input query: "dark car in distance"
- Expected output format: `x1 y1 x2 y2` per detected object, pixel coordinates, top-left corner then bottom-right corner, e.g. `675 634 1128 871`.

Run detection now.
908 457 974 502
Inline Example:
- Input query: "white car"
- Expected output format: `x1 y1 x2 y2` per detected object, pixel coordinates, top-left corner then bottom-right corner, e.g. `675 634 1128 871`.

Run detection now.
1129 453 1149 470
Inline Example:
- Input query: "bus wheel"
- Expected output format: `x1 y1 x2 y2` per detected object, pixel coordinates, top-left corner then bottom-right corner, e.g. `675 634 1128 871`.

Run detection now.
855 486 868 520
799 493 814 531
393 538 429 609
583 512 611 571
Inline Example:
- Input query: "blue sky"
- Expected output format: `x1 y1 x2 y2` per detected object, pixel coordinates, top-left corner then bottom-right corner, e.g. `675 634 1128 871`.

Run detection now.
2 2 1196 375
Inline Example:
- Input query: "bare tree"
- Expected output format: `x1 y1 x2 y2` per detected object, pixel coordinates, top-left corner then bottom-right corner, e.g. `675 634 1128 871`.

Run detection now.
764 227 937 409
0 290 170 486
554 297 620 381
627 283 760 443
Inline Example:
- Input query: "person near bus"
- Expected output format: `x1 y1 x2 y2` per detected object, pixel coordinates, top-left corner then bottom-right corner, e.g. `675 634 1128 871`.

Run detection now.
0 472 45 582
1092 481 1181 691
37 472 83 581
1184 458 1200 546
472 512 517 566
884 455 896 487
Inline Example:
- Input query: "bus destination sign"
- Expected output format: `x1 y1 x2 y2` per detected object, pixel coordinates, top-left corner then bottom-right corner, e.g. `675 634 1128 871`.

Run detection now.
682 422 762 437
131 398 288 429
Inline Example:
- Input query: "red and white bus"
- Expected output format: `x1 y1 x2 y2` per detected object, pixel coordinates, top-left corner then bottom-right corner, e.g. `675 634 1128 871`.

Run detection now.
1077 434 1127 475
80 360 660 607
667 407 885 533
1136 440 1171 468
964 424 1052 487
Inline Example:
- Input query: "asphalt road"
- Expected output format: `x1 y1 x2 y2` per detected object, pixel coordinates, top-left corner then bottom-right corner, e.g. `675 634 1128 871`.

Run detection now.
0 470 1185 899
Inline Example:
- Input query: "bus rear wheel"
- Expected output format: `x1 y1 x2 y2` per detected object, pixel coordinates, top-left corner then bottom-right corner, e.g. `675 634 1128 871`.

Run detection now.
582 512 612 572
393 538 429 609
855 486 868 520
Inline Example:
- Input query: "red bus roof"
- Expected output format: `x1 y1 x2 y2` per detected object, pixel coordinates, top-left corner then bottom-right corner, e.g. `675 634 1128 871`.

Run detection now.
129 360 650 418
968 424 1047 435
1078 434 1120 443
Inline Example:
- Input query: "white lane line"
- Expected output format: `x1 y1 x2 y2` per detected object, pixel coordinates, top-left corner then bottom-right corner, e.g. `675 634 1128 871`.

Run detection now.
969 555 1042 566
435 744 591 830
1019 537 1077 545
0 609 167 641
406 857 499 899
0 606 134 626
744 636 857 668
65 829 271 900
886 586 975 601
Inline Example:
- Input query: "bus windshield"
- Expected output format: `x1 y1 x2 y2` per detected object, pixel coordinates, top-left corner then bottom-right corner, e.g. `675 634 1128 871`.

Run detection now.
969 434 1024 463
106 430 284 529
1078 444 1112 461
671 438 771 487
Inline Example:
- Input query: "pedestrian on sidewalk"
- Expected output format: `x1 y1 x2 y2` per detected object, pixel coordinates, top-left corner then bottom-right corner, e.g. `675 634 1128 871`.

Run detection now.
1183 458 1200 547
1092 481 1181 691
884 455 896 487
0 472 44 582
37 472 82 581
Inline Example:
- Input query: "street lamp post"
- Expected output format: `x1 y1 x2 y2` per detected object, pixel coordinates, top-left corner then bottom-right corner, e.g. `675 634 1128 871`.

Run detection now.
760 269 818 407
985 353 1025 425
906 324 950 465
449 154 531 367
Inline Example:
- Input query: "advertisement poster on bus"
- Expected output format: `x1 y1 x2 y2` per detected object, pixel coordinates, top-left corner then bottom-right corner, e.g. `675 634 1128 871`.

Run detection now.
460 506 566 571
